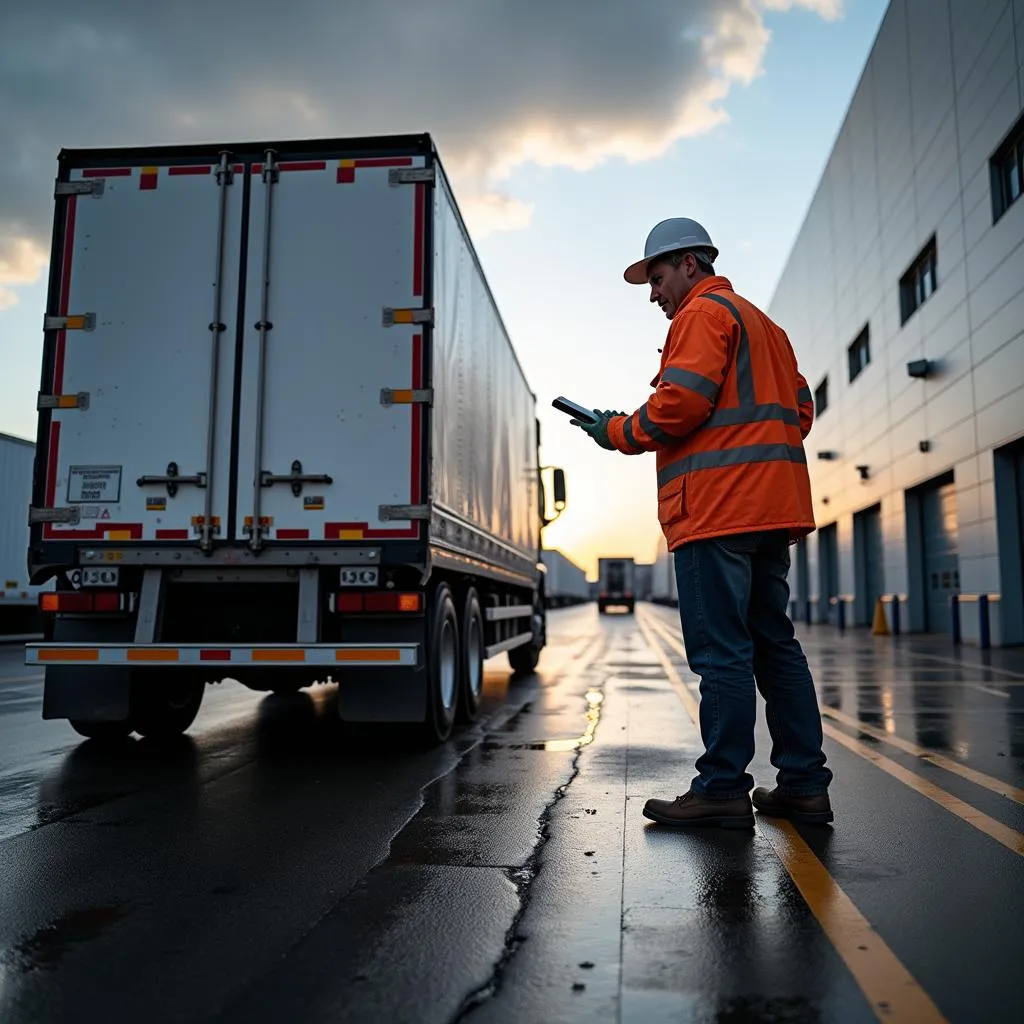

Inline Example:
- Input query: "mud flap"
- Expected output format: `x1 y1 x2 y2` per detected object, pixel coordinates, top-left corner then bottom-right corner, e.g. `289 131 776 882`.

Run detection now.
43 666 132 722
41 616 133 722
336 665 428 723
334 615 427 724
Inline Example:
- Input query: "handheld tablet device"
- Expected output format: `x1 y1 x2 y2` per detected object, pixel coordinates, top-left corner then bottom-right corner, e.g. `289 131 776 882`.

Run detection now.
552 397 600 425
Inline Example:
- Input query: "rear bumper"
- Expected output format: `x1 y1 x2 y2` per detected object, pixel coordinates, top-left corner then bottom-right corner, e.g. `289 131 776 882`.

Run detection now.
26 642 420 668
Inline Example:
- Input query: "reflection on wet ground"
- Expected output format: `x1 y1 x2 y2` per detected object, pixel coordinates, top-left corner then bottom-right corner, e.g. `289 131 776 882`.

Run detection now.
1 608 1023 1023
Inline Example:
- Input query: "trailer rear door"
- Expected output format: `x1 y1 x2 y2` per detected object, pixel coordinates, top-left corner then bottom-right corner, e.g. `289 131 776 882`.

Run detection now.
39 159 242 547
234 154 428 547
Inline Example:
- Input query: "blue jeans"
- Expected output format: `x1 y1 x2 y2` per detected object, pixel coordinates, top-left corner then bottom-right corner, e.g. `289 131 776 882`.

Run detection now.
673 529 832 799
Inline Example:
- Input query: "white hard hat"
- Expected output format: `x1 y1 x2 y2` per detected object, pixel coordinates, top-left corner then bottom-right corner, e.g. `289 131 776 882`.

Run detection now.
623 217 719 285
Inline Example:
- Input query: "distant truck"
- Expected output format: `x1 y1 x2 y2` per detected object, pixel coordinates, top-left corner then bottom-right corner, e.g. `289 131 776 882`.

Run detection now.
540 549 590 608
650 541 678 607
25 133 566 744
597 557 636 614
1 432 51 635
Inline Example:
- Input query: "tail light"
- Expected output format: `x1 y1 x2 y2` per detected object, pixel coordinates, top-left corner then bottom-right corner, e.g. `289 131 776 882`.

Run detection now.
40 591 128 613
332 592 423 613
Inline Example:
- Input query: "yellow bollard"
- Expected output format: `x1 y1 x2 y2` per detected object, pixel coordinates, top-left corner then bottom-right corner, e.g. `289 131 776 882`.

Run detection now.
871 597 890 636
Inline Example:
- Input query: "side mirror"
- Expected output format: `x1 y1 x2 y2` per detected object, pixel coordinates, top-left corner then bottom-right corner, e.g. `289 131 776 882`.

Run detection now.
552 468 566 511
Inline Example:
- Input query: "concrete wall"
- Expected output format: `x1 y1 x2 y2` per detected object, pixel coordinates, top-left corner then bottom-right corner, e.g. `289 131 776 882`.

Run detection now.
768 0 1024 643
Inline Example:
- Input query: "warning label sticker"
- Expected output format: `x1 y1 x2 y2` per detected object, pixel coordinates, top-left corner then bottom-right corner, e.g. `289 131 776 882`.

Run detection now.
68 466 122 504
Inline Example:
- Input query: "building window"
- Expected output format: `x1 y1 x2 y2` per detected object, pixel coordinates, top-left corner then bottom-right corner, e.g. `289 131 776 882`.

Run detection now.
900 236 938 324
848 325 870 382
814 376 829 416
991 110 1024 222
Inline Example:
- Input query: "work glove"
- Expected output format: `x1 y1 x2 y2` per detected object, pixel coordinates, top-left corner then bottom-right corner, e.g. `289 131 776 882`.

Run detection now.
571 409 626 451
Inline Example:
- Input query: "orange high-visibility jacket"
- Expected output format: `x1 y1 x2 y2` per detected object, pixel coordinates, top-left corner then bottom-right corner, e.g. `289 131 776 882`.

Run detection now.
607 275 816 551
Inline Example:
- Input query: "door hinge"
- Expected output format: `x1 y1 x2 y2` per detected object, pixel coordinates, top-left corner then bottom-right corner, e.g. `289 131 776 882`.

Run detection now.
380 388 433 407
379 503 431 522
37 392 90 411
55 179 105 198
382 307 433 328
389 167 435 186
44 313 96 332
29 506 82 526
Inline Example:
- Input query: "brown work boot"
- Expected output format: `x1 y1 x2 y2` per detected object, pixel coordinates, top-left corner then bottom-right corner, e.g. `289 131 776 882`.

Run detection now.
752 786 833 824
642 790 754 829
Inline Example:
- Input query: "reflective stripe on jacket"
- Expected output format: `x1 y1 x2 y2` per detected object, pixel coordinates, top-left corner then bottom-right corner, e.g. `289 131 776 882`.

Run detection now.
606 275 816 550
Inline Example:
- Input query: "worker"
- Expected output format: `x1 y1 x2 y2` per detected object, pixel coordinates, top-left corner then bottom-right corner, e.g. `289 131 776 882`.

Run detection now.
572 218 833 828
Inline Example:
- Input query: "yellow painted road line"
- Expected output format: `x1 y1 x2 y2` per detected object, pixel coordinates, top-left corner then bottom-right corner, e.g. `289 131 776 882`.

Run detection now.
888 650 1024 680
822 724 1024 857
639 610 1024 857
637 614 949 1024
760 820 949 1024
971 684 1011 698
820 706 1024 805
635 614 700 724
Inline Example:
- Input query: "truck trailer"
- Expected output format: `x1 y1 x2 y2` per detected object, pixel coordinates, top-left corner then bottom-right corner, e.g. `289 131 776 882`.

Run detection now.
650 540 678 607
540 549 589 608
25 133 566 744
1 432 51 635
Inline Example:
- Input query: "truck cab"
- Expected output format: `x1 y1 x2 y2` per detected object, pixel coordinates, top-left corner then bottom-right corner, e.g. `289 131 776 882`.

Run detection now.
597 558 636 615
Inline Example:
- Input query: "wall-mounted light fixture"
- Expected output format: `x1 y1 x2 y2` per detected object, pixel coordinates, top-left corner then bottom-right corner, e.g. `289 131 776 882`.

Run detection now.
817 450 838 461
919 440 931 453
855 465 870 480
907 358 932 379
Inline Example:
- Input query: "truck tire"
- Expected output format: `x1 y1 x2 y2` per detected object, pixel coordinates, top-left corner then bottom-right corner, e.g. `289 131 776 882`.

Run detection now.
458 588 485 722
69 719 132 742
129 670 205 740
508 638 540 676
423 583 459 743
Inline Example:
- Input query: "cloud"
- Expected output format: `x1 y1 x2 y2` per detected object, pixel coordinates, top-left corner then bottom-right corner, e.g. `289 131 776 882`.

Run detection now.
761 0 845 19
0 0 843 304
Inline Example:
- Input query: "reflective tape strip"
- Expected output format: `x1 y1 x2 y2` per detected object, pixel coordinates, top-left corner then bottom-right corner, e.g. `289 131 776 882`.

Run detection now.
706 403 801 429
127 648 179 662
798 386 812 404
26 644 419 667
660 366 719 402
658 443 807 488
639 403 685 445
700 293 755 407
622 415 644 453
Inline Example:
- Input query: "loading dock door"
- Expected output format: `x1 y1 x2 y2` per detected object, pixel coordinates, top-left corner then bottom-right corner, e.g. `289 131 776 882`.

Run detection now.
854 504 884 627
818 523 839 624
994 439 1024 645
921 478 960 634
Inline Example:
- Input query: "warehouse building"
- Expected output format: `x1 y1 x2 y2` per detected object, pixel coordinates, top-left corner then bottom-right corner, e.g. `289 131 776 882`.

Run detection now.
768 0 1024 645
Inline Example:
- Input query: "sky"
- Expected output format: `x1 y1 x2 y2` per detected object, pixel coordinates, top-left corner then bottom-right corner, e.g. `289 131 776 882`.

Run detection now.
0 0 890 578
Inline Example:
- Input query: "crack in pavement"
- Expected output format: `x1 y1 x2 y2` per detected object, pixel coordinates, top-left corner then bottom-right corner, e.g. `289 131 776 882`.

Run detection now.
450 641 608 1022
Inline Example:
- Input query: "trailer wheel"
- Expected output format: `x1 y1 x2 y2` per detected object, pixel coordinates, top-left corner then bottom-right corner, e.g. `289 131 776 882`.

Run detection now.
68 719 132 742
508 597 544 677
423 583 459 743
458 588 485 722
129 671 205 740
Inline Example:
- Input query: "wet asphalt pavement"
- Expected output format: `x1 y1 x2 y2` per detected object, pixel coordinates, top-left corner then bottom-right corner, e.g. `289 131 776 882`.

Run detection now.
1 604 1022 1023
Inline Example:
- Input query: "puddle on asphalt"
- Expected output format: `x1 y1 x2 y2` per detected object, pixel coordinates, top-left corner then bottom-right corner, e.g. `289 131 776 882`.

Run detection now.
1 904 129 973
484 689 604 753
